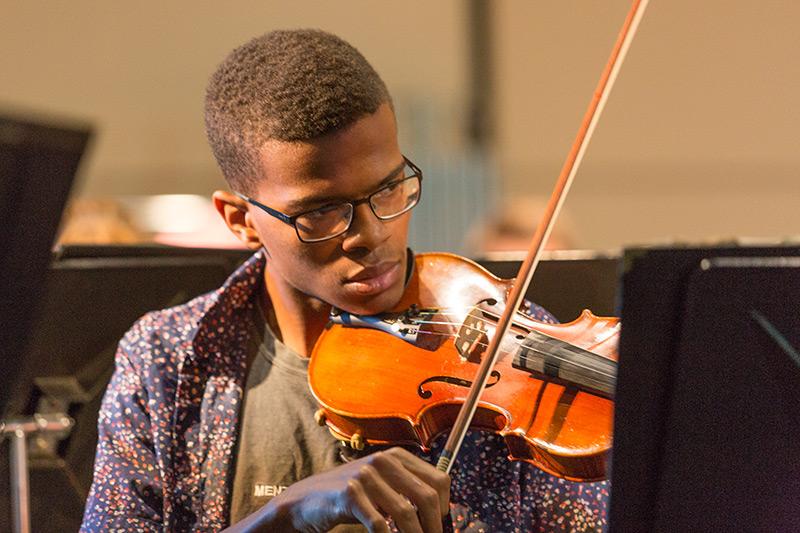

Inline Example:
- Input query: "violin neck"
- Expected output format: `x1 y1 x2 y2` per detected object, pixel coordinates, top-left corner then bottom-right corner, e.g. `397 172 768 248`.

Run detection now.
512 330 617 399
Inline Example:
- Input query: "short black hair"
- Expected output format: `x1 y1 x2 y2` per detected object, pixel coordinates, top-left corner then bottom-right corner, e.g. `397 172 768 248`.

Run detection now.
204 29 392 193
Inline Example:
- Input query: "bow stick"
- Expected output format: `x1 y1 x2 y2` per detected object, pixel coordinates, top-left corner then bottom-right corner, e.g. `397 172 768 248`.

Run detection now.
436 0 651 474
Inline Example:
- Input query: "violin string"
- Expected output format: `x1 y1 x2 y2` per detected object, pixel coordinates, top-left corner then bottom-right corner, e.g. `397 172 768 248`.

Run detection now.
423 308 554 335
415 310 535 336
412 327 616 380
415 308 619 354
415 316 614 374
409 311 563 354
413 306 527 320
426 310 617 379
424 306 621 347
412 319 460 325
431 308 617 345
414 330 616 382
404 307 571 353
348 306 617 378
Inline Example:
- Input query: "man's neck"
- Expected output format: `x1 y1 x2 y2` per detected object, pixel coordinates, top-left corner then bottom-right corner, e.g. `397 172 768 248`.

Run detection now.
262 268 331 358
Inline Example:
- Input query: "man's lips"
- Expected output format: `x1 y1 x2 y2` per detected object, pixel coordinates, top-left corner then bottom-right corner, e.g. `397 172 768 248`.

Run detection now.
344 261 402 295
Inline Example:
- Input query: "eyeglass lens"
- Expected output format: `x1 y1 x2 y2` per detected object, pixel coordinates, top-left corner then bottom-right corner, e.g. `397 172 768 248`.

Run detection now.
295 173 420 242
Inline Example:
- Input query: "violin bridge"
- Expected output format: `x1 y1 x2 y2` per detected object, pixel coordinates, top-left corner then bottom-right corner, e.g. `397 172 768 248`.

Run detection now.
455 307 491 363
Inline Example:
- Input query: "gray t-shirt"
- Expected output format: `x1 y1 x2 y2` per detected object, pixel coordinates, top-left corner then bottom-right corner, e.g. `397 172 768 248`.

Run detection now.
229 303 348 525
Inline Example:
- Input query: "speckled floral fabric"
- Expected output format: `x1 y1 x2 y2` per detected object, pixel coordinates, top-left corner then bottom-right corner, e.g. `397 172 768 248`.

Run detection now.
81 250 609 532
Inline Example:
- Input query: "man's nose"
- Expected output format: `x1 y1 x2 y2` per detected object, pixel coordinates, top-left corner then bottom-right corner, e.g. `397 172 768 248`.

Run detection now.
341 202 388 252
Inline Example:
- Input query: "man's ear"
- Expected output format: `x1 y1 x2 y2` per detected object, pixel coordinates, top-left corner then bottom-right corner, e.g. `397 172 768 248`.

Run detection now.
212 190 263 250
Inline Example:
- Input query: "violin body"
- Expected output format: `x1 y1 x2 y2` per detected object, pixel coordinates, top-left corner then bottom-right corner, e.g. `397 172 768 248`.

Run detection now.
309 252 619 482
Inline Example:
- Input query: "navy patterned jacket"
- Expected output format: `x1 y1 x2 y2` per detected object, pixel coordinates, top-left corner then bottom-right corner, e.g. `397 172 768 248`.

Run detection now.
81 251 609 532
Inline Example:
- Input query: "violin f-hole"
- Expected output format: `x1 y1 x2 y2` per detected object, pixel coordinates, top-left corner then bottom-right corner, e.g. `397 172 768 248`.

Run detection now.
417 371 501 399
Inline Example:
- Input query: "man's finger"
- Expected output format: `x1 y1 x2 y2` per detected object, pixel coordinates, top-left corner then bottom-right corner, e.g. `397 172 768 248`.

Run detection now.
356 463 429 533
363 451 447 532
345 478 392 533
381 448 451 516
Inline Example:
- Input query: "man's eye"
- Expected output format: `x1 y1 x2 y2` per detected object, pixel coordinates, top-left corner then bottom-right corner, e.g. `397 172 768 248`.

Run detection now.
306 205 343 219
375 181 402 198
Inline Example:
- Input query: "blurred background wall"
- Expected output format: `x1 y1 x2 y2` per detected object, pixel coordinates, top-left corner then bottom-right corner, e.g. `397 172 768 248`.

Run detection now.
2 0 798 251
493 0 800 250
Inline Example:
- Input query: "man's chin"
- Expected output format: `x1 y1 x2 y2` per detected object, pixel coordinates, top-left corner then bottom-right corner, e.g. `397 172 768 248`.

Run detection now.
332 287 405 316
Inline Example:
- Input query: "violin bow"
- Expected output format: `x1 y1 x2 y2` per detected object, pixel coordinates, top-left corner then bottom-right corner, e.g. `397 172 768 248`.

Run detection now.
436 0 651 474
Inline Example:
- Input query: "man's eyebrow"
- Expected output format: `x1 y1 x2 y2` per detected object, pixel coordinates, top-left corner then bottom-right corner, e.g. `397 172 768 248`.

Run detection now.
378 159 407 184
285 159 406 213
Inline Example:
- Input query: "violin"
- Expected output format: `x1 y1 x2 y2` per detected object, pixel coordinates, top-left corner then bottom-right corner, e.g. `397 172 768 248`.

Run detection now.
311 0 648 483
309 252 619 482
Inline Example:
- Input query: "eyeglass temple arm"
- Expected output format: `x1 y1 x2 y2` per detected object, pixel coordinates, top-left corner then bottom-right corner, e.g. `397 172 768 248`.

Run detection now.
233 191 295 225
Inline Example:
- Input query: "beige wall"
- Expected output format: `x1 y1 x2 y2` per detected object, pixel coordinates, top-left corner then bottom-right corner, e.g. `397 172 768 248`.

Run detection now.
494 0 800 249
3 1 798 250
0 1 467 195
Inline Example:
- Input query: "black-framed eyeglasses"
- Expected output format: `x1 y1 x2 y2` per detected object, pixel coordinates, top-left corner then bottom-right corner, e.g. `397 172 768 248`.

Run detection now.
235 156 423 243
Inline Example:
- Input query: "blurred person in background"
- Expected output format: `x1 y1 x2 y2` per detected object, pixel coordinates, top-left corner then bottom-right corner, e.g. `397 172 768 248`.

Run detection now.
464 197 577 256
57 198 145 246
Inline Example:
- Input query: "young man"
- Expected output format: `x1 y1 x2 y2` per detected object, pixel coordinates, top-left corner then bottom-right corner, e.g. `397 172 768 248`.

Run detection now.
82 30 608 532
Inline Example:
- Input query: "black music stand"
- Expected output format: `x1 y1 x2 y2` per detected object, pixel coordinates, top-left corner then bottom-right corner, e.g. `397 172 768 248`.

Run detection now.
0 112 92 414
610 245 800 532
0 112 91 533
0 245 251 532
476 251 620 322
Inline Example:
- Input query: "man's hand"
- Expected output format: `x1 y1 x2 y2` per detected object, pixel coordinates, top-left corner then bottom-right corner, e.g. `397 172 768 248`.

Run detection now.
229 447 451 533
